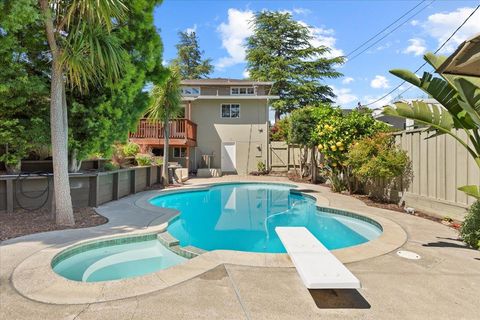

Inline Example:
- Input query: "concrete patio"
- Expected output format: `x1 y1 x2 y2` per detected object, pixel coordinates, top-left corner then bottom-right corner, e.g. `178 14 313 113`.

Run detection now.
1 176 479 319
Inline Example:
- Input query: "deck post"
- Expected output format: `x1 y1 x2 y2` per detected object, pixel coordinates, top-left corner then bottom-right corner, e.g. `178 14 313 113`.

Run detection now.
88 175 99 207
186 146 190 173
6 179 14 213
112 172 119 200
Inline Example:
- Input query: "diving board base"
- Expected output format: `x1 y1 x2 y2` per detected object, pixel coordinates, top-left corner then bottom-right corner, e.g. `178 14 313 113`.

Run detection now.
275 226 361 289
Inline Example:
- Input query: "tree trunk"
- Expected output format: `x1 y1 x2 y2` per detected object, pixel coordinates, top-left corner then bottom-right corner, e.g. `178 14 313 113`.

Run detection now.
50 62 75 225
274 110 281 123
68 148 82 173
40 0 74 226
163 119 170 187
310 147 317 184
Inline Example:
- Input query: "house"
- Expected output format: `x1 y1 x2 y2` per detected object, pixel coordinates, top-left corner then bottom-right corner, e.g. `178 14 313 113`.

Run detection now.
129 78 278 176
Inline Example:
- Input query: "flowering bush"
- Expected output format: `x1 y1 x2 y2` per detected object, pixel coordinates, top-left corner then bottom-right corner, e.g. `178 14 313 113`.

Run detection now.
346 133 411 200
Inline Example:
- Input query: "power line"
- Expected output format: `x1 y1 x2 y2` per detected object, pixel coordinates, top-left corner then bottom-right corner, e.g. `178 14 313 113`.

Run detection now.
347 0 435 63
346 0 428 58
364 3 480 109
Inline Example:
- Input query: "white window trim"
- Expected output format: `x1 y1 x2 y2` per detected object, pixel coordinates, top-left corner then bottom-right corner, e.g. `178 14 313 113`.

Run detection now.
220 103 241 119
230 87 255 95
181 87 201 96
173 147 187 158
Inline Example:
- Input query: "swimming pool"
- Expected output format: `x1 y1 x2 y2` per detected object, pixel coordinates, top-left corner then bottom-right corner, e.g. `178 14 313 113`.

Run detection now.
150 183 382 253
52 234 186 282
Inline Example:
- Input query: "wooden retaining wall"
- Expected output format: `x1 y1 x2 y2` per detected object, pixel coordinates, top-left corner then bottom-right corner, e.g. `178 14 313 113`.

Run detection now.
0 166 161 213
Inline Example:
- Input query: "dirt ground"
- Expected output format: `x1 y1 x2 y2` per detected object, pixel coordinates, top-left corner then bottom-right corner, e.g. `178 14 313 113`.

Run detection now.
0 207 107 241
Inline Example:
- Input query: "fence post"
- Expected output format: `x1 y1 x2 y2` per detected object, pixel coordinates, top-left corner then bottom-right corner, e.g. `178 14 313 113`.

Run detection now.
88 175 99 207
6 179 14 213
287 144 290 171
130 169 136 194
112 172 119 200
146 167 151 187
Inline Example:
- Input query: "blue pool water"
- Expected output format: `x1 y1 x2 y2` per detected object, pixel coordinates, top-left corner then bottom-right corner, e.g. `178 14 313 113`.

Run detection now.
150 183 382 253
53 239 186 282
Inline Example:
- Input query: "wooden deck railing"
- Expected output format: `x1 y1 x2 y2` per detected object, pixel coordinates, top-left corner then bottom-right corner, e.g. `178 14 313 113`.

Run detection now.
129 118 197 141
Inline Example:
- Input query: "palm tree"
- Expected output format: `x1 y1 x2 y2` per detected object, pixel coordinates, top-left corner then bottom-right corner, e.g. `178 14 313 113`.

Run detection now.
383 52 480 198
39 0 127 225
146 67 183 187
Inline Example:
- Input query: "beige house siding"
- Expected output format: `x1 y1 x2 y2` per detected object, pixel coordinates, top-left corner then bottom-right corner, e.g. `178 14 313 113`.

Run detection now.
190 99 269 175
186 85 270 96
393 129 479 220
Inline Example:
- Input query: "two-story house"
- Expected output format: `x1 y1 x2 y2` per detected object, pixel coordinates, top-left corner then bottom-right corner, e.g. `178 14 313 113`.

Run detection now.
129 78 278 176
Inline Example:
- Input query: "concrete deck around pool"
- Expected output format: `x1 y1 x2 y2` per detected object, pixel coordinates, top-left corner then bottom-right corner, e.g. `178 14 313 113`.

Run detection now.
1 176 480 319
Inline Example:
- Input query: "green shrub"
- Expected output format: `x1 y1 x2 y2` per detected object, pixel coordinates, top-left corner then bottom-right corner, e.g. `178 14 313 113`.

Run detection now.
257 161 266 173
104 162 119 171
460 200 480 249
135 153 152 166
123 142 140 157
346 133 411 200
270 118 289 141
154 157 163 166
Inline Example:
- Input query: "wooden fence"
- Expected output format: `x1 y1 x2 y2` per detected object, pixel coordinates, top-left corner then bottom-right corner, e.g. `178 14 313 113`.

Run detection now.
393 129 478 220
0 165 162 213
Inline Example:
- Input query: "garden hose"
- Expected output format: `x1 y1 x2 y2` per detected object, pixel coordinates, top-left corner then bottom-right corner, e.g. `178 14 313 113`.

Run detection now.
15 171 51 211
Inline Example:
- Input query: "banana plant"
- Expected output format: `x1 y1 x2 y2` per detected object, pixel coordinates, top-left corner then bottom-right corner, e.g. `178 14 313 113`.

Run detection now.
383 52 480 198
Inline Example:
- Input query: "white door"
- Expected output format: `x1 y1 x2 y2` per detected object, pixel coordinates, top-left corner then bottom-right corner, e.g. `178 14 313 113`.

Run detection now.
221 142 236 172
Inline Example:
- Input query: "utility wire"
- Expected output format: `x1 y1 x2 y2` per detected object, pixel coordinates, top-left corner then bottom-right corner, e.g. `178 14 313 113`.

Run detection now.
364 3 480 109
348 0 435 63
346 0 428 58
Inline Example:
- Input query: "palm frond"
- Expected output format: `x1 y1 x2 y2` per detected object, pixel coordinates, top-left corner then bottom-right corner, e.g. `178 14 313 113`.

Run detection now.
146 67 183 122
63 0 127 31
61 22 125 92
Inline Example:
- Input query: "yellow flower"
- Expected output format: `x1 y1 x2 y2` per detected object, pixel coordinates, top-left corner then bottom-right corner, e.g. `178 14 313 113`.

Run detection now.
324 124 329 129
336 141 343 147
318 144 323 150
331 145 337 151
332 162 337 167
339 146 344 151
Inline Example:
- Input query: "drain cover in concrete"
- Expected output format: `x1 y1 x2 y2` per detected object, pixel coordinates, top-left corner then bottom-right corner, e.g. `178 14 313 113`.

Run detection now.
397 250 421 260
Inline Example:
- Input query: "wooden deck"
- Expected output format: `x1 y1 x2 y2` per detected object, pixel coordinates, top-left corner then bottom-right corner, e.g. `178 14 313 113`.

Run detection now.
129 118 197 147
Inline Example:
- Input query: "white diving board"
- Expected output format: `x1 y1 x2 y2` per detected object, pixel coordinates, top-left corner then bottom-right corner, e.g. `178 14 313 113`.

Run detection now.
275 227 361 289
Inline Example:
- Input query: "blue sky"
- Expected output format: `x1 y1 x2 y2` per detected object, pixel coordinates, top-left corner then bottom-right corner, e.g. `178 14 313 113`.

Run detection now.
154 0 480 109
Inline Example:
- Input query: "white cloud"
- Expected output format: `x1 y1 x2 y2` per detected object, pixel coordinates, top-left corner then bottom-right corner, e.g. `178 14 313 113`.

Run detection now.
299 21 344 58
403 38 427 56
185 24 197 34
410 20 419 26
422 7 480 54
216 9 254 68
332 86 358 106
370 75 390 89
342 77 354 84
363 94 394 109
293 8 312 15
242 69 250 78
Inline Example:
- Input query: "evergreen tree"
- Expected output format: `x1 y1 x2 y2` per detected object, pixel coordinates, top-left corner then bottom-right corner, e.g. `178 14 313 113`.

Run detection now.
173 31 213 79
246 11 345 122
68 0 167 171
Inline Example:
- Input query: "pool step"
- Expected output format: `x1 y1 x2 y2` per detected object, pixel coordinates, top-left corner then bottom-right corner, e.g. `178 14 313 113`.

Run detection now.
157 232 179 247
157 232 206 259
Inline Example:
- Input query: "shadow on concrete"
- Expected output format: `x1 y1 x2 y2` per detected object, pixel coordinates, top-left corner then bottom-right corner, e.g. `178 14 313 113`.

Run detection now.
422 238 476 251
309 289 371 309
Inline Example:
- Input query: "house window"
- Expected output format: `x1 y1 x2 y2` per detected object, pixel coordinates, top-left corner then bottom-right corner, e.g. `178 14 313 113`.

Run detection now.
173 147 186 158
231 87 254 95
181 87 200 96
221 104 240 118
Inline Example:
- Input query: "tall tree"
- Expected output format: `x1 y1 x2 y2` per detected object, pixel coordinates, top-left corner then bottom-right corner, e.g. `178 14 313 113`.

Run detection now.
67 0 166 171
172 30 213 79
39 0 127 225
146 67 183 186
0 0 50 172
246 11 345 122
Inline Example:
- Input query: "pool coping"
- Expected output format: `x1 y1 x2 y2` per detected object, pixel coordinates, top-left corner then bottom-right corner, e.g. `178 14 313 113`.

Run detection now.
11 181 407 305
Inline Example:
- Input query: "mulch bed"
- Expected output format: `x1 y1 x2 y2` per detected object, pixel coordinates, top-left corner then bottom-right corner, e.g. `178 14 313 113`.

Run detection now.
350 194 462 230
0 207 108 241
